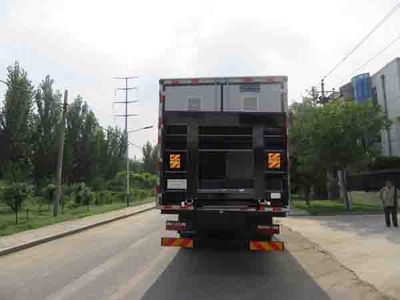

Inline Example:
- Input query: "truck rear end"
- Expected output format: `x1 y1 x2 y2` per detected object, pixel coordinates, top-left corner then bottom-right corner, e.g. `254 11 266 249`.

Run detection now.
157 76 289 251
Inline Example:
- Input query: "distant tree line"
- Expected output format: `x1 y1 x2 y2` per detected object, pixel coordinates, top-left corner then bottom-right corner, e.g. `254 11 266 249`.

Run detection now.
0 61 158 188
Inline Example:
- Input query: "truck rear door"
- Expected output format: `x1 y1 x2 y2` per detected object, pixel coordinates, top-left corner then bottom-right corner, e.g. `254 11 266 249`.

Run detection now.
159 77 288 208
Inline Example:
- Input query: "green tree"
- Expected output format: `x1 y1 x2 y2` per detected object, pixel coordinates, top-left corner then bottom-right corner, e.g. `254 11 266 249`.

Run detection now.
290 99 390 210
64 96 102 183
104 126 125 180
142 142 159 174
64 95 87 182
32 76 62 186
0 62 34 181
0 182 32 224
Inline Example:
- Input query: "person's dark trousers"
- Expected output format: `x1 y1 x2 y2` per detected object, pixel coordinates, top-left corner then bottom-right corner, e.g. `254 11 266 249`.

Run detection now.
384 206 398 227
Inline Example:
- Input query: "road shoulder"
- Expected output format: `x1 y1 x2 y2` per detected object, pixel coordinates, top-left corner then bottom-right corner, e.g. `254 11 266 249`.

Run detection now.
281 225 395 300
281 215 399 299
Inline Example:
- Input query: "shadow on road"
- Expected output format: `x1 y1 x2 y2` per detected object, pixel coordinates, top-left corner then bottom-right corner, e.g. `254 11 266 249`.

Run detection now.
141 247 329 300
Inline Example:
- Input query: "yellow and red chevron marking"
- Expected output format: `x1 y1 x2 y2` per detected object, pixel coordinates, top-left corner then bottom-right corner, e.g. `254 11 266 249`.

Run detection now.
161 237 193 248
268 153 281 169
249 240 284 251
169 154 181 169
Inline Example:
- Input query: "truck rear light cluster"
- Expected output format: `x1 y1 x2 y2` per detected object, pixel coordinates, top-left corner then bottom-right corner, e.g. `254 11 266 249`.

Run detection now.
166 220 187 231
256 225 280 235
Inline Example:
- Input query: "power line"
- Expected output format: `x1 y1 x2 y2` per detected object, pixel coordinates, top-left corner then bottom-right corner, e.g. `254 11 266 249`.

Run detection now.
96 124 142 149
323 1 400 80
337 34 400 87
351 34 400 75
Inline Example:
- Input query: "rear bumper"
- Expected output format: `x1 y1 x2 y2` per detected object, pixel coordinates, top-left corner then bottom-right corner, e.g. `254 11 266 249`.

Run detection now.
161 237 284 251
160 204 288 217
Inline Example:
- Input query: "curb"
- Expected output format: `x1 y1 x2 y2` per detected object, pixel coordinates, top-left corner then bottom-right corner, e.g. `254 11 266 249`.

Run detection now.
0 205 156 257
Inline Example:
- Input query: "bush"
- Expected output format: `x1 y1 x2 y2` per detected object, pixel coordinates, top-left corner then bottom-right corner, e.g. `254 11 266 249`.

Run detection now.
131 173 157 189
94 191 115 205
72 182 92 206
90 177 107 191
41 183 56 210
63 184 76 197
0 182 32 223
115 191 125 202
130 188 152 201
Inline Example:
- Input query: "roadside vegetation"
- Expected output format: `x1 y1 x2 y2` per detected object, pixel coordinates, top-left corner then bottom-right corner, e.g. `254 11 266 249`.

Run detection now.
292 192 383 215
0 195 153 237
289 93 391 213
0 62 158 236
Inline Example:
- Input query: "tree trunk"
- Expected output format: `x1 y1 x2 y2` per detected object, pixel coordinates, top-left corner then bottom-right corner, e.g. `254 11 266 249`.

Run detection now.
339 169 351 211
15 210 18 224
327 171 336 199
304 186 311 206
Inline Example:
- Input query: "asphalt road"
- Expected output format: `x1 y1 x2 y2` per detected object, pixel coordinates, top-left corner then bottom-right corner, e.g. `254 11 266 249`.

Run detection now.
0 209 365 300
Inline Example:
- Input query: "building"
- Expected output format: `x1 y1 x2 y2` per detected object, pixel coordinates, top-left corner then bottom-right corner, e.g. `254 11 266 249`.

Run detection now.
371 58 400 156
339 81 353 101
352 73 372 103
339 57 400 157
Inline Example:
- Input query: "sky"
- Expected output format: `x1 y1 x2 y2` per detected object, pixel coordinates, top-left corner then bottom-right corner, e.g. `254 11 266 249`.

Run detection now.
1 0 400 156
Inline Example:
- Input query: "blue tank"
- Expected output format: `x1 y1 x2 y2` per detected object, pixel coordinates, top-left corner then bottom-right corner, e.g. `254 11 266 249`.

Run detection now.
352 73 371 103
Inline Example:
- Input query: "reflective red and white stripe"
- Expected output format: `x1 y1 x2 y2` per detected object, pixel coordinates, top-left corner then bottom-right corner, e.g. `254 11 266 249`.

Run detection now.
161 76 287 86
161 237 193 248
249 240 284 251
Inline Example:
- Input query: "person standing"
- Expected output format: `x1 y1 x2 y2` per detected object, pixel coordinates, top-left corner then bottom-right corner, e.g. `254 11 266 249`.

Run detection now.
378 180 399 228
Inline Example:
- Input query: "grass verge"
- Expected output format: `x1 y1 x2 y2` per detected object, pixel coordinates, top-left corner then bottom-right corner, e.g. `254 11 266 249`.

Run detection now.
0 197 153 237
292 191 383 215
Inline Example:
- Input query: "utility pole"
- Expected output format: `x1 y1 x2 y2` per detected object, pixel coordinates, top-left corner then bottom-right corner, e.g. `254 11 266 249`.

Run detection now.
320 79 325 104
54 89 68 217
113 77 138 207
